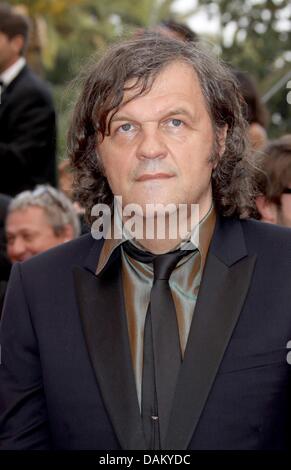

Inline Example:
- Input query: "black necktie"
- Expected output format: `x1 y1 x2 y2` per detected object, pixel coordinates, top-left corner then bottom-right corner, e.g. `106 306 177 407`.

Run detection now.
123 241 193 449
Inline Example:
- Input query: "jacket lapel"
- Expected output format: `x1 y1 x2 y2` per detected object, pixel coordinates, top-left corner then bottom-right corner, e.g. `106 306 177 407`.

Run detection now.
165 217 257 449
0 66 27 116
73 242 146 450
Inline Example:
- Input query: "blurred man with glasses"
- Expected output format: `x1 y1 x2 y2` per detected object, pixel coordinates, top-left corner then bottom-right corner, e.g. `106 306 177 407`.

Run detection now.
5 185 80 263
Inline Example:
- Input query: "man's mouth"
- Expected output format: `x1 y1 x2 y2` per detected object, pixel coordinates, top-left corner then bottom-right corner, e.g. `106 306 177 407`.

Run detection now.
136 173 175 182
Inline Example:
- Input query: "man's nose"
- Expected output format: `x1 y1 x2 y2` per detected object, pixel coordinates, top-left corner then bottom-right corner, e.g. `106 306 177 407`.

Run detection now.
136 125 167 160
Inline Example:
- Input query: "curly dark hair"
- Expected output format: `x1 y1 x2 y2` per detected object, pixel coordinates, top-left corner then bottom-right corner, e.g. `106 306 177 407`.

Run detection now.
68 32 258 222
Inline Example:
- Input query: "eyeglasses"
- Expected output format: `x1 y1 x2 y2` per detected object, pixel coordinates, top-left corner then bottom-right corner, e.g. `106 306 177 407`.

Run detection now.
282 188 291 194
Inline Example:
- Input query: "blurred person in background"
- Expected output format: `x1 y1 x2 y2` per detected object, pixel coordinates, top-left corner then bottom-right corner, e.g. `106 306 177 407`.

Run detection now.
255 135 291 227
234 70 269 150
134 19 198 44
58 159 89 234
157 19 198 42
0 3 56 196
0 193 11 314
58 159 74 201
6 185 80 264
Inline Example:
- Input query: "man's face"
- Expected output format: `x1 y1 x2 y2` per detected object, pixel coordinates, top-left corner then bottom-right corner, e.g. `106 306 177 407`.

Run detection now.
6 206 68 263
97 61 225 220
277 192 291 228
256 183 291 228
0 32 21 73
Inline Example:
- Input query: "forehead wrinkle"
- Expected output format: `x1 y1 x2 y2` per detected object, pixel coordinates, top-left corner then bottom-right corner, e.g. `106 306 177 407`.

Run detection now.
111 99 199 124
106 63 206 129
7 226 39 234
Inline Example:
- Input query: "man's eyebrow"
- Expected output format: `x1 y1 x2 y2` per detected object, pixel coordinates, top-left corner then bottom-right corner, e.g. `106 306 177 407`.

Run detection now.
110 114 136 123
110 108 195 123
10 228 37 235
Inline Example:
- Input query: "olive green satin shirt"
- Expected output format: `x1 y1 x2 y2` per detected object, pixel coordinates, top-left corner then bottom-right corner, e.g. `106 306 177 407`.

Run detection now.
96 206 216 407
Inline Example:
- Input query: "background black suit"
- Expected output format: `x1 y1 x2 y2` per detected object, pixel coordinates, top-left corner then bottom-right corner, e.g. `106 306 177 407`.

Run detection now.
0 216 291 449
0 194 11 316
0 65 56 196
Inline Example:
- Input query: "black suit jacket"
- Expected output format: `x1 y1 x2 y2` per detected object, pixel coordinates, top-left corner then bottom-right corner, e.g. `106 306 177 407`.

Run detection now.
0 216 291 450
0 65 56 196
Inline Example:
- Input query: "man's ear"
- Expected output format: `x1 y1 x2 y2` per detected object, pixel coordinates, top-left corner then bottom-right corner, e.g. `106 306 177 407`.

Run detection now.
59 224 75 242
11 35 25 56
217 125 228 158
255 196 278 224
95 146 106 177
212 125 228 171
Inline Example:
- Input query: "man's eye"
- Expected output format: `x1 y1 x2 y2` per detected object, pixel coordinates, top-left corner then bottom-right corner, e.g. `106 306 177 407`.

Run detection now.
22 233 34 242
119 123 133 132
169 119 183 127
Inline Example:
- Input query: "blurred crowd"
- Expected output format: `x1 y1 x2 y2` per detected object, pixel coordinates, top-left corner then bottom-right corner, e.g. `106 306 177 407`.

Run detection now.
0 3 290 314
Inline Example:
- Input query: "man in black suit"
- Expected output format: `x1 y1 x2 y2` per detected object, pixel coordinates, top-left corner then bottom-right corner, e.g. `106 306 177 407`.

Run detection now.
0 193 11 315
0 4 56 196
1 33 291 451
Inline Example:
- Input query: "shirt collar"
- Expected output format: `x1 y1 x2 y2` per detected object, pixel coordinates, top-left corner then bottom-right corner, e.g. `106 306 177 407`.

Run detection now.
96 204 216 276
0 57 26 87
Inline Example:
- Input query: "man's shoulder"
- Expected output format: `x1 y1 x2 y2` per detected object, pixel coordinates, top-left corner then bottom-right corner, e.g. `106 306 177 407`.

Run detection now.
10 66 53 103
240 218 291 253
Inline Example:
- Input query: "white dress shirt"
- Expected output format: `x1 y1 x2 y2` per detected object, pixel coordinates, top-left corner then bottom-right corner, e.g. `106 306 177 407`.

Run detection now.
0 56 26 87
